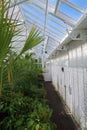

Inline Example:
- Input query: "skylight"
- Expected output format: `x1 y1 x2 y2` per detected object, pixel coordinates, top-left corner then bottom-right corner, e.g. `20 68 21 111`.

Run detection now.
59 2 82 20
16 0 87 59
68 0 87 9
48 0 57 5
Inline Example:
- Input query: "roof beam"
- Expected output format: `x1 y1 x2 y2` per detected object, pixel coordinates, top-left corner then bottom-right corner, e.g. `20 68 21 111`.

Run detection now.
54 0 61 13
55 11 76 26
48 14 71 28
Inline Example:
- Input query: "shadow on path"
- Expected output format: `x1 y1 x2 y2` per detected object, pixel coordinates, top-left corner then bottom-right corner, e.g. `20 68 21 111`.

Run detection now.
44 81 81 130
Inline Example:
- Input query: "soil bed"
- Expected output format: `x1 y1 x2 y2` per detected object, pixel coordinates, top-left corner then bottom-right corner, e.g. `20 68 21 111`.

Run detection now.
44 81 81 130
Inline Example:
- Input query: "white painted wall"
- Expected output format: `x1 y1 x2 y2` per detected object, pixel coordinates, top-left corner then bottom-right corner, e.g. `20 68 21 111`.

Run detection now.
43 62 52 81
46 40 87 130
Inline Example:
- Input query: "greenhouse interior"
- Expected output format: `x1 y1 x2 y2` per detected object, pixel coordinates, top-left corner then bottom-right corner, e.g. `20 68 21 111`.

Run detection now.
0 0 87 130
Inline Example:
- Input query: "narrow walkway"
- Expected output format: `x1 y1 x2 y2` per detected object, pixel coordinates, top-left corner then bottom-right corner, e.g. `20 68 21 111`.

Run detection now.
44 81 81 130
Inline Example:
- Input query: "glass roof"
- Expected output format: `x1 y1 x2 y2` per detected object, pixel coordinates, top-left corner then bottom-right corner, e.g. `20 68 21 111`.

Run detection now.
10 0 87 60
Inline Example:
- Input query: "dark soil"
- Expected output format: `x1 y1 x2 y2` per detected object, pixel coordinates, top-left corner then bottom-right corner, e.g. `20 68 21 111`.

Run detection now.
44 81 81 130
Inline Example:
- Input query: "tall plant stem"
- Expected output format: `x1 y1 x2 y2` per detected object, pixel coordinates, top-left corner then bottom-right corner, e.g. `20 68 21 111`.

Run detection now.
0 64 3 98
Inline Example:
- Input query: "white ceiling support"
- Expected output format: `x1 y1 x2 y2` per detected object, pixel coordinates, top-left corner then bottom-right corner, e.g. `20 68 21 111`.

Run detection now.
18 6 27 37
55 11 76 26
48 10 87 60
68 29 87 40
54 0 61 13
44 0 48 33
61 0 85 14
15 0 87 60
42 0 48 54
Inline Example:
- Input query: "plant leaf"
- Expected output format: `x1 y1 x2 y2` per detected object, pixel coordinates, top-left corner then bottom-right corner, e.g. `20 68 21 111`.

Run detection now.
20 26 44 55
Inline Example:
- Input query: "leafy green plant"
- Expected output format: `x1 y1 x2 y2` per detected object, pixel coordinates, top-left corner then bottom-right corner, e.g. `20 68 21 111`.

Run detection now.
0 92 56 130
27 101 56 130
0 0 20 97
0 0 44 97
0 1 55 130
19 26 44 55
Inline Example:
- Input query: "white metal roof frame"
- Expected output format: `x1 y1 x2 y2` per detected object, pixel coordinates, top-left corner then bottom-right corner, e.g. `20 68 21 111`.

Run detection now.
10 0 87 60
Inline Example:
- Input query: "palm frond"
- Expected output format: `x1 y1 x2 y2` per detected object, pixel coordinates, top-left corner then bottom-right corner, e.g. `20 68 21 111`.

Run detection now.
0 0 21 96
20 26 44 55
0 0 20 63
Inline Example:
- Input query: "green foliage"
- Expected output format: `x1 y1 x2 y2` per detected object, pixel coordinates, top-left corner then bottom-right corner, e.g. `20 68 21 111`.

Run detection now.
0 54 56 130
0 0 20 63
0 1 55 129
0 93 56 130
0 0 44 97
0 0 20 96
20 26 44 55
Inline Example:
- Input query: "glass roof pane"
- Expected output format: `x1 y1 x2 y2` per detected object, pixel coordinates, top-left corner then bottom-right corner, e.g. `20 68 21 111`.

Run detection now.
21 5 44 19
30 4 45 14
25 13 44 26
48 0 57 5
48 13 65 24
47 19 66 32
67 0 87 9
48 13 73 31
59 2 82 20
19 0 87 59
46 24 64 35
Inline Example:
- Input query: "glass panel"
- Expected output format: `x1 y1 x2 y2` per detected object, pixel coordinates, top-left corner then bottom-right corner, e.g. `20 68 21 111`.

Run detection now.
48 13 65 24
47 19 66 32
21 5 44 19
29 4 45 14
68 0 87 10
48 0 57 5
24 13 44 26
46 24 65 36
59 2 82 20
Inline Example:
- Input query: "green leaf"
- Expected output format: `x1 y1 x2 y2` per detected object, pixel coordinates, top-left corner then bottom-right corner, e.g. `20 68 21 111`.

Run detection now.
15 119 23 127
20 26 44 55
36 124 40 130
27 120 34 128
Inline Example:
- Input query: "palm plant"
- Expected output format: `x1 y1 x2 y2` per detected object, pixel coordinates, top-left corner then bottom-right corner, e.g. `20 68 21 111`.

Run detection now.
19 26 44 55
0 0 44 97
0 0 19 97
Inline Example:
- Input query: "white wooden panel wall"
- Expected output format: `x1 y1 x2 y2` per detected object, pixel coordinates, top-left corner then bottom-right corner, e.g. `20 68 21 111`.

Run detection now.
51 61 58 90
83 69 87 128
48 41 87 130
44 62 52 81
